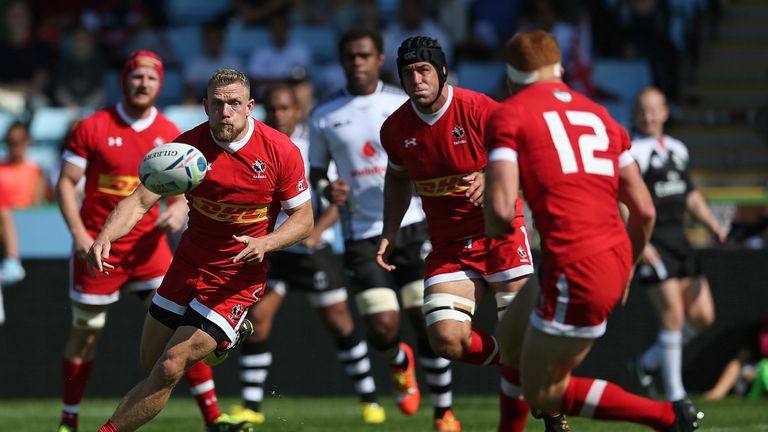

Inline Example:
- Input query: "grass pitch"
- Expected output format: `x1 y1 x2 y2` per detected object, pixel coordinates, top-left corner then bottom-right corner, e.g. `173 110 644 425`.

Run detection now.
0 395 766 431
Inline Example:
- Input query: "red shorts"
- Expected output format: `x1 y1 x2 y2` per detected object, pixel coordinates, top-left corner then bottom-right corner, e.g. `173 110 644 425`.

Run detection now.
152 246 265 343
424 226 533 288
69 236 172 305
531 242 632 339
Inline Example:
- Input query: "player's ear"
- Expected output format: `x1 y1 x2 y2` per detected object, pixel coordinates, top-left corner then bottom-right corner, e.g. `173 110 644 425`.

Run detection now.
246 98 256 116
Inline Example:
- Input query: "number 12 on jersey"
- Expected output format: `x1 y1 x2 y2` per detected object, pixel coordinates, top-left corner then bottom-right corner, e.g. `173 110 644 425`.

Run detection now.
543 110 614 177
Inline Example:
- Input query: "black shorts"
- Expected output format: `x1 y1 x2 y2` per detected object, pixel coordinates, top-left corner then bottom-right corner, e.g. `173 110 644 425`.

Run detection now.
266 246 346 294
343 221 429 293
637 232 702 284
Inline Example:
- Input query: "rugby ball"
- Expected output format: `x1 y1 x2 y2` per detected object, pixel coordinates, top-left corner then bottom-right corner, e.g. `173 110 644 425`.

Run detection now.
139 142 207 196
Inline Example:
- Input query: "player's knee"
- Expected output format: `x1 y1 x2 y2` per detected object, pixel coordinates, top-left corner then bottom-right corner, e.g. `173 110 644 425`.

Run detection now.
428 329 467 360
71 304 107 331
154 354 187 387
308 288 348 308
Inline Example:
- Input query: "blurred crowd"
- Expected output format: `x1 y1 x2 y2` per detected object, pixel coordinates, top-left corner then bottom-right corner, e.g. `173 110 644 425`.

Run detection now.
0 0 765 250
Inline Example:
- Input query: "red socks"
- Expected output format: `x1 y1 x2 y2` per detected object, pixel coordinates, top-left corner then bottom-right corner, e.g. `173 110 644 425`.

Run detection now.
61 359 94 428
499 365 529 432
185 361 221 425
460 328 500 365
560 376 675 429
98 420 119 432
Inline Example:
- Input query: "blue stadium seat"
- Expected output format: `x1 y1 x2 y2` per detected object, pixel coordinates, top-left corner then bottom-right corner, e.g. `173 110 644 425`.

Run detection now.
28 107 82 146
155 70 184 108
0 111 18 142
164 105 207 133
598 100 634 131
166 26 204 64
456 61 506 96
290 25 337 64
591 58 652 101
225 25 270 59
165 0 230 26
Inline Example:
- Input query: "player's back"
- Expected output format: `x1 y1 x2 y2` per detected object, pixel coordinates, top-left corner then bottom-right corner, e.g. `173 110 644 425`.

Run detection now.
489 82 630 266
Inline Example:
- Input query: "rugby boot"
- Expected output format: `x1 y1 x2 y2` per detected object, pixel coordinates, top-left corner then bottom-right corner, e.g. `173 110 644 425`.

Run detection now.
205 319 254 366
391 342 421 415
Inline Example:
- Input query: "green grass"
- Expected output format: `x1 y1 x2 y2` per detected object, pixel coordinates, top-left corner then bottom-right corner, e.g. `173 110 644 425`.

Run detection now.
1 396 766 431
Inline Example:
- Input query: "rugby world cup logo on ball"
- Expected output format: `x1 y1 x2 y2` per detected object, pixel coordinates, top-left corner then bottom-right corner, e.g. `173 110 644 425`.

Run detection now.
139 142 208 196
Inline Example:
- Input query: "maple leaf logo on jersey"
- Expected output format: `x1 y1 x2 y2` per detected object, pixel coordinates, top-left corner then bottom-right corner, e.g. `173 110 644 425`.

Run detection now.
517 246 530 263
296 178 306 192
553 89 573 103
404 138 417 149
251 159 267 179
452 126 467 145
228 304 244 322
153 137 166 147
362 141 377 158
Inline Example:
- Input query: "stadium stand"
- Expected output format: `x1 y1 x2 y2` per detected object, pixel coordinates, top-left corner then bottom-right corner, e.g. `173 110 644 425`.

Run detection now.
224 25 271 59
166 25 204 62
456 61 505 96
28 107 82 146
592 58 652 101
289 25 337 64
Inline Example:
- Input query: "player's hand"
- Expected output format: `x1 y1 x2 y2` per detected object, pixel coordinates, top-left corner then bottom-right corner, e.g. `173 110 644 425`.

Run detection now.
0 257 25 286
87 237 115 275
325 179 350 206
640 244 660 265
73 231 95 261
375 237 396 271
463 171 484 206
232 235 267 264
156 199 187 233
712 225 728 244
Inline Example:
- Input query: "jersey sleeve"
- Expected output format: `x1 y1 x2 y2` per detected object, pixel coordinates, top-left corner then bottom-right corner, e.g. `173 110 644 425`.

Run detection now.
308 117 330 171
277 138 311 210
486 104 521 164
615 122 635 168
62 120 91 169
379 117 405 170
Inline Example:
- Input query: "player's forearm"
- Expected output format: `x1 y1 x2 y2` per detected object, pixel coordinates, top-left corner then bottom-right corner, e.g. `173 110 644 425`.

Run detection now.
687 190 721 234
264 203 314 251
99 192 155 242
0 209 19 258
626 213 655 265
484 161 519 224
313 204 339 235
56 177 88 238
381 170 412 239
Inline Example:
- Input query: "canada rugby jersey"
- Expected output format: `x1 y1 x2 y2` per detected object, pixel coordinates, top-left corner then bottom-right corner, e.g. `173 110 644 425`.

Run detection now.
487 82 634 266
309 81 424 241
175 117 310 273
63 104 180 249
381 86 524 249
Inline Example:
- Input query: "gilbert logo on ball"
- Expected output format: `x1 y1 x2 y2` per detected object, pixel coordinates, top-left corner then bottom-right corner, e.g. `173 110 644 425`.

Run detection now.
139 142 207 196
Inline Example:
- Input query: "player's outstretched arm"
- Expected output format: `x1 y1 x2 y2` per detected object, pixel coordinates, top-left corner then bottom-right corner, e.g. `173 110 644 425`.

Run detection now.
483 160 519 239
686 189 727 243
232 200 314 264
618 162 656 264
87 185 162 274
56 161 92 258
376 166 413 271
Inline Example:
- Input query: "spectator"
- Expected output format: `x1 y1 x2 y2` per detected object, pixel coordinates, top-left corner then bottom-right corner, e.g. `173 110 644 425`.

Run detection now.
0 0 52 115
182 20 243 105
703 319 768 400
245 10 312 92
231 0 290 27
0 180 26 325
53 26 107 108
382 0 452 82
0 122 49 208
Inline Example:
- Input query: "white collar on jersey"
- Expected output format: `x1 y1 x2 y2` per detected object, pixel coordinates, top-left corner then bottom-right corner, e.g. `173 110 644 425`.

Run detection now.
116 102 158 133
410 85 453 126
210 116 255 153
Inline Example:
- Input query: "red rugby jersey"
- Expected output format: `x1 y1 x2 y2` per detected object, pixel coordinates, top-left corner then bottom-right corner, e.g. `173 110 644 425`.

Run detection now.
64 105 180 251
381 86 523 249
487 82 633 266
175 117 310 276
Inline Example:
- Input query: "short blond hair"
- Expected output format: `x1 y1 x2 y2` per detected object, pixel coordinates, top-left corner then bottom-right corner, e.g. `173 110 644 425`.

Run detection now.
207 68 251 98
